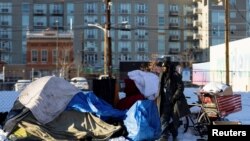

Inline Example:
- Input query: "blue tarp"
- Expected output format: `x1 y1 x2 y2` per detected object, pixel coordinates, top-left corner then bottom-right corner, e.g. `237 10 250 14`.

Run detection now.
66 91 161 140
124 100 161 141
66 91 126 120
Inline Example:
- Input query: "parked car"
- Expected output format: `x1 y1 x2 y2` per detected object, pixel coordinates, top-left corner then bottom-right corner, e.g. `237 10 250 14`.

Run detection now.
70 77 89 90
14 79 31 92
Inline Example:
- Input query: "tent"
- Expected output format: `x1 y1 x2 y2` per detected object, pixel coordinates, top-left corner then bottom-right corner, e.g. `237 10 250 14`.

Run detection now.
3 76 124 140
2 76 161 140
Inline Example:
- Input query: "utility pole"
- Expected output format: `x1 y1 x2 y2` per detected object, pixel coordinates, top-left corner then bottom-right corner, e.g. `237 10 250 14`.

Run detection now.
56 20 59 76
104 0 112 77
225 0 230 85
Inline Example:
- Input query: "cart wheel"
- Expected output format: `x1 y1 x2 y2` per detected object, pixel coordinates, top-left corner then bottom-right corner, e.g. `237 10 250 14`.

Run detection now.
196 112 212 135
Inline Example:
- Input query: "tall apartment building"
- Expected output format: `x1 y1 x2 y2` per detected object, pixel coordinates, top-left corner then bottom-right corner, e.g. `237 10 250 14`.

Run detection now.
194 0 250 62
1 0 249 75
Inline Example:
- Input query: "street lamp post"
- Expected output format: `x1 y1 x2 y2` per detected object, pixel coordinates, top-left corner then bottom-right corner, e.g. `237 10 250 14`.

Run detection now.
87 0 112 77
88 23 109 76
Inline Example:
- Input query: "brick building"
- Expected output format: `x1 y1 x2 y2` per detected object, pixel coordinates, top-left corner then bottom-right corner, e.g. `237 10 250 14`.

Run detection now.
26 29 74 79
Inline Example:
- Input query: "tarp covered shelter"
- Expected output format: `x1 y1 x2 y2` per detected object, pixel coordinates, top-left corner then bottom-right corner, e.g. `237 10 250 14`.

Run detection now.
2 76 161 141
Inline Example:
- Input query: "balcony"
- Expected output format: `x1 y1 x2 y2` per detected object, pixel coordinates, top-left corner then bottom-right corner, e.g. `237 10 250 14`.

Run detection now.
121 48 129 52
169 23 179 29
186 36 194 41
193 0 202 2
169 35 179 41
137 22 145 26
87 35 95 39
186 11 193 17
193 8 202 15
35 22 45 27
0 47 10 52
169 11 179 16
1 21 9 26
137 35 146 40
120 35 129 40
137 48 145 52
169 48 180 54
193 33 202 40
34 9 45 15
0 8 10 13
1 34 9 39
186 23 193 29
138 9 146 14
87 47 95 52
120 9 129 14
87 9 95 14
51 9 63 15
193 20 202 27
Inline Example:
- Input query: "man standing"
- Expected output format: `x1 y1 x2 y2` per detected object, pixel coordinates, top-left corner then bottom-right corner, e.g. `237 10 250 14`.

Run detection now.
157 58 190 141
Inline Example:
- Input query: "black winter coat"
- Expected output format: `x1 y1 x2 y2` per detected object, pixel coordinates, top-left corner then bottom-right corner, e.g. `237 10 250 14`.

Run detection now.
157 71 191 119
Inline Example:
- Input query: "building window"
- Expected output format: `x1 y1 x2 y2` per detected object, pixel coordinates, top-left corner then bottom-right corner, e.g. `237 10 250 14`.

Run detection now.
158 16 165 26
212 11 224 24
136 16 147 26
230 0 236 5
136 54 148 61
85 54 97 65
158 4 165 14
22 3 30 13
158 35 165 53
84 3 97 14
169 4 179 12
84 16 98 23
22 15 29 27
119 3 131 14
118 41 131 52
50 16 62 27
49 3 63 14
85 29 97 39
230 25 236 34
119 54 131 61
118 16 130 24
53 49 57 64
34 4 46 14
0 15 12 26
230 11 236 18
31 50 38 63
41 50 48 63
136 3 147 14
34 16 46 27
0 2 12 13
118 30 131 40
67 3 74 14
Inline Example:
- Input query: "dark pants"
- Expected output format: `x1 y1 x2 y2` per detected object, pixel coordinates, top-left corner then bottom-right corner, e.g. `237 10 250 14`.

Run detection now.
160 93 179 139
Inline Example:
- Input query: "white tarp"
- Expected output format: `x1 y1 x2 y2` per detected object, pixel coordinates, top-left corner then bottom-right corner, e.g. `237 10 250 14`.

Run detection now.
19 76 80 124
200 82 233 96
128 70 159 100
